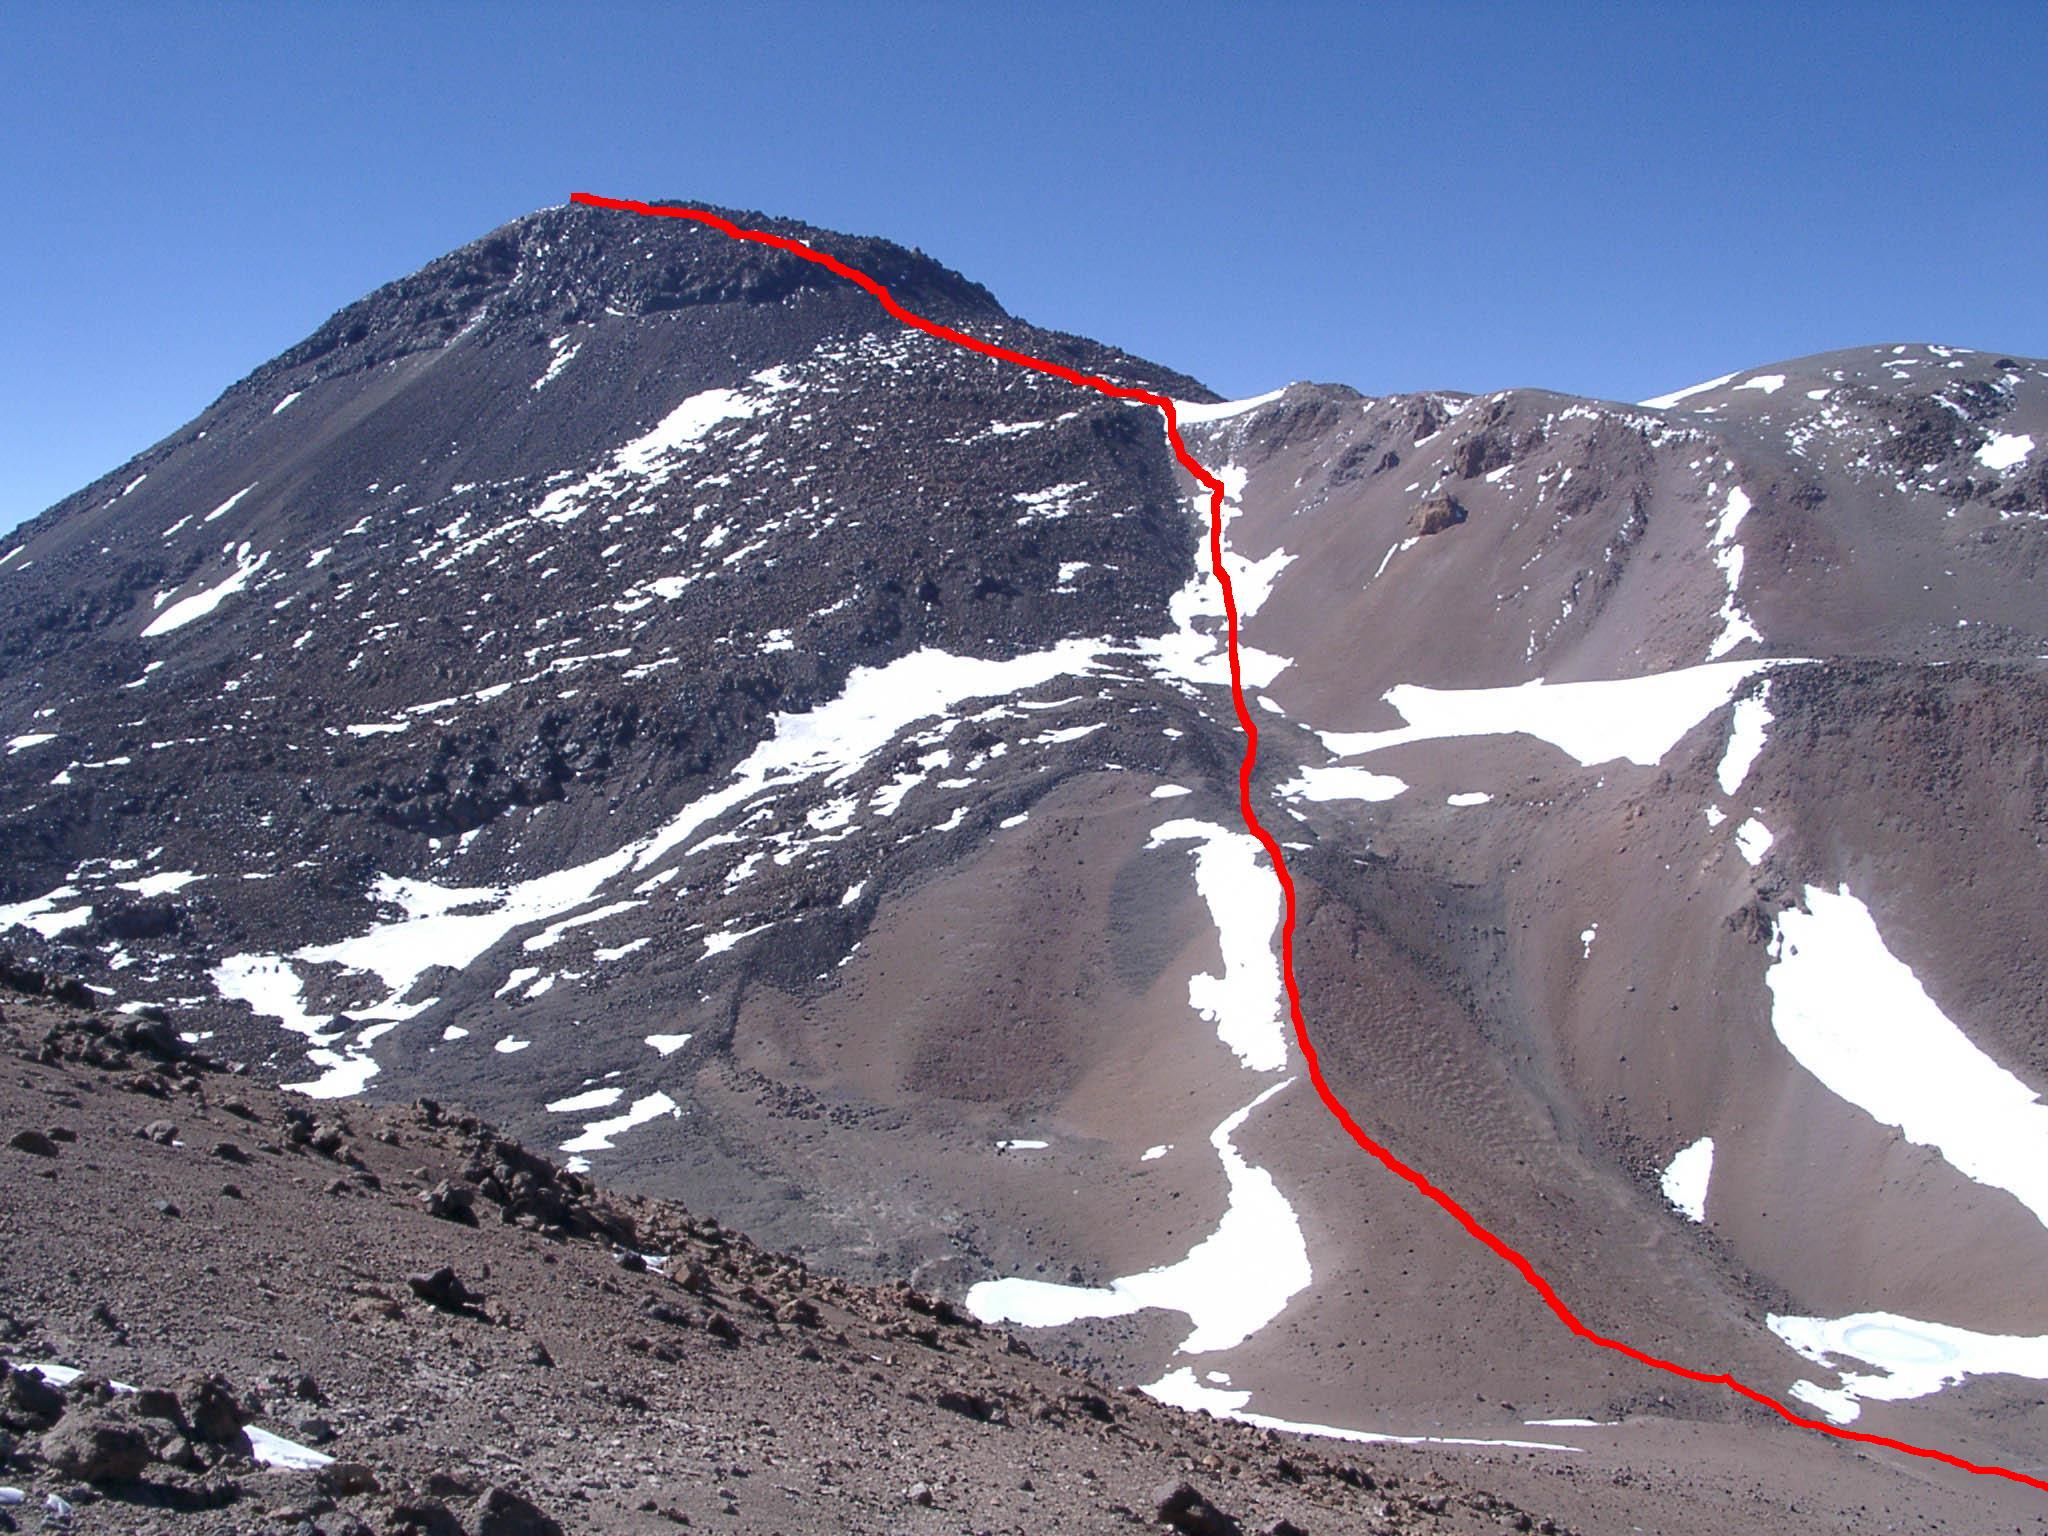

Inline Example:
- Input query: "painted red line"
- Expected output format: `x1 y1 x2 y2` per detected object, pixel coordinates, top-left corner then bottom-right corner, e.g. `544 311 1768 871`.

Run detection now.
569 189 2048 1496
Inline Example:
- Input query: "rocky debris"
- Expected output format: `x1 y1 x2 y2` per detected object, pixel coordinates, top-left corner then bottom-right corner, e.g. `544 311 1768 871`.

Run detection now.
421 1178 478 1225
0 990 1599 1536
179 1373 254 1454
470 1483 565 1536
0 1365 65 1431
407 1267 487 1316
933 1387 998 1422
6 1129 55 1157
1155 1478 1242 1536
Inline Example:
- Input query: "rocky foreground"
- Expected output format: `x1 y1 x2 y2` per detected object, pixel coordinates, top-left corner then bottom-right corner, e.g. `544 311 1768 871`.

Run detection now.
0 961 1587 1536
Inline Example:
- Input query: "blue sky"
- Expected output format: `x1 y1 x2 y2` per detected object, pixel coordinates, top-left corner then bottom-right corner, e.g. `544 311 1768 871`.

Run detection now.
5 1 2044 531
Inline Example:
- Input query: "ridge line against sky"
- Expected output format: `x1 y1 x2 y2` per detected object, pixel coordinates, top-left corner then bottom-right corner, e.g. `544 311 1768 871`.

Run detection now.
4 0 2045 533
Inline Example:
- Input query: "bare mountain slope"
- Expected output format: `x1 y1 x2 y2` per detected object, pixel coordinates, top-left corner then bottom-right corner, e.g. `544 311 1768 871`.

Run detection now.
4 200 2047 1527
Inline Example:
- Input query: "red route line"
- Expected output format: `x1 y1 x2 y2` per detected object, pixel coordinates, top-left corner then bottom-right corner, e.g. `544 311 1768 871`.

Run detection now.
569 189 2048 1496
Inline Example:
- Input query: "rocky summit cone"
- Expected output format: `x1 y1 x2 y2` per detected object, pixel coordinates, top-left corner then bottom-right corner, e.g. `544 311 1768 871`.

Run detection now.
5 201 2048 1533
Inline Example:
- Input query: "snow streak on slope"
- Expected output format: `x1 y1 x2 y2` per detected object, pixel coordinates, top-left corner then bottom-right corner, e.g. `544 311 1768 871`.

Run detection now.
1316 660 1789 769
142 545 271 636
1767 884 2048 1229
965 1079 1309 1353
1148 821 1288 1072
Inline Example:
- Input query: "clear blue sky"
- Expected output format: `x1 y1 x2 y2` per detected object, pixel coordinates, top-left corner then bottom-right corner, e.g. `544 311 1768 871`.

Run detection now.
6 1 2044 532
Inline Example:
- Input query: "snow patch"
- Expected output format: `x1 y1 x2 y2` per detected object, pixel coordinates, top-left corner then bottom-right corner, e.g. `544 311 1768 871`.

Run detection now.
1173 388 1289 425
1319 659 1790 770
203 483 258 523
1661 1136 1714 1222
1640 372 1737 410
966 1080 1307 1353
1735 817 1774 865
1768 884 2048 1228
560 1091 681 1154
1976 433 2034 472
1149 821 1287 1072
1278 765 1407 804
1716 684 1772 795
1773 1311 2048 1424
143 546 271 636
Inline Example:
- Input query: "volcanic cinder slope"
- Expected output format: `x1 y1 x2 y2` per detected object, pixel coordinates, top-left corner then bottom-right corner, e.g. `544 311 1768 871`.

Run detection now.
4 201 2047 1531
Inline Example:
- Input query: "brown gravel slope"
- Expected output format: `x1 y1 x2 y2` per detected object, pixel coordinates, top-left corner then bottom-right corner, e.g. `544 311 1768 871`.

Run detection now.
0 970 1579 1536
6 970 2045 1536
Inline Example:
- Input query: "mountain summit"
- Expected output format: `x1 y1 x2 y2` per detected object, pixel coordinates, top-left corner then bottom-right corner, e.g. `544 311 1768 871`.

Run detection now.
4 202 2048 1530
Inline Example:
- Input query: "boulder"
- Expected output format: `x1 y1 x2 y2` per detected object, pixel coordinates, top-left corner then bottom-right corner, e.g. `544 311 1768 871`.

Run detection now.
40 1409 155 1483
470 1483 564 1536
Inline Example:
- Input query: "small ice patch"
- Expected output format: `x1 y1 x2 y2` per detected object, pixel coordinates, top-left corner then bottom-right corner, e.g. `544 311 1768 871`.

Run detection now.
560 1091 681 1154
1446 791 1492 806
1640 371 1737 410
494 1037 530 1054
1661 1136 1714 1222
966 1079 1307 1353
1318 659 1791 770
1145 1368 1578 1452
1278 765 1407 804
997 1138 1049 1151
998 813 1030 829
646 1032 693 1056
1173 387 1289 425
546 1087 624 1114
5 733 56 754
1142 1144 1172 1161
1735 817 1774 865
1578 924 1597 959
1736 374 1786 395
1716 685 1772 795
271 390 302 415
1151 784 1192 799
143 545 270 636
1976 432 2034 472
532 333 582 392
203 483 257 523
0 887 93 940
1772 1311 2048 1424
115 870 202 898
